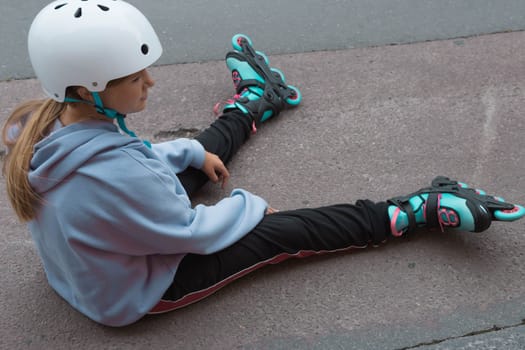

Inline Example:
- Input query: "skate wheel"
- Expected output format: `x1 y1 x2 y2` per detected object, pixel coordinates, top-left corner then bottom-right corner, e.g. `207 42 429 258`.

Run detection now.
285 85 302 106
232 34 252 51
270 68 286 83
494 204 525 221
255 51 270 65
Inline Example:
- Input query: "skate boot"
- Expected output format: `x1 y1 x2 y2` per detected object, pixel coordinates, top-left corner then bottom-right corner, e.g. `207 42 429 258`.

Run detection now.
388 176 525 236
220 34 302 132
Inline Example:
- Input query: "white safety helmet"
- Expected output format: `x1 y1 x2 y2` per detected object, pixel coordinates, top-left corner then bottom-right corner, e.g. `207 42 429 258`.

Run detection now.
28 0 163 102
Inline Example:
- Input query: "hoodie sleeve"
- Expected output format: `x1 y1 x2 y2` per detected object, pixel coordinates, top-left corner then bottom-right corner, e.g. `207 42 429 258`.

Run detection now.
61 147 268 256
150 138 206 173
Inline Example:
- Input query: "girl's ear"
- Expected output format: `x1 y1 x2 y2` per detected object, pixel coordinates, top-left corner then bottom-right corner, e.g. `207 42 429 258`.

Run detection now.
76 87 94 102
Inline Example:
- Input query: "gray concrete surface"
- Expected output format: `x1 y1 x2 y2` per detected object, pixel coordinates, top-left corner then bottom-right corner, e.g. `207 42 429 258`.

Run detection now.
2 0 525 80
1 31 525 349
414 325 525 350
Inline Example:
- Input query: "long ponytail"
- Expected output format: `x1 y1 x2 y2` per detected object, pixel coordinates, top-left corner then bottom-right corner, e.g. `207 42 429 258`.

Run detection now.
2 99 66 221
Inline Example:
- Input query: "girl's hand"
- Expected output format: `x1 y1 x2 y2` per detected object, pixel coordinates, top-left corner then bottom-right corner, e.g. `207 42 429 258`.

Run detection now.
266 207 279 215
201 151 230 189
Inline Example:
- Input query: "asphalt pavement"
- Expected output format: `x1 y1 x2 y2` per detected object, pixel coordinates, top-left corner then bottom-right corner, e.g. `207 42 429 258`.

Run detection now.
1 30 524 349
1 1 525 349
2 0 525 80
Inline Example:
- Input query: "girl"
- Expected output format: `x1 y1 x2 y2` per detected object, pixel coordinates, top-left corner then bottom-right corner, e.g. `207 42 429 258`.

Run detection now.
3 0 524 327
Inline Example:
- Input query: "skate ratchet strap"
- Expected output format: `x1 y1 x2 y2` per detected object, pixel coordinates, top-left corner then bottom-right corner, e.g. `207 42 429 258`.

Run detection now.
232 64 294 102
389 192 445 234
229 44 295 101
463 190 515 212
388 196 417 235
235 79 265 94
425 192 441 230
431 176 514 212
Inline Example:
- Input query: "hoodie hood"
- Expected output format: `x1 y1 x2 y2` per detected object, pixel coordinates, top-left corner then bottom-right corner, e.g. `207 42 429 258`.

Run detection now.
29 120 142 194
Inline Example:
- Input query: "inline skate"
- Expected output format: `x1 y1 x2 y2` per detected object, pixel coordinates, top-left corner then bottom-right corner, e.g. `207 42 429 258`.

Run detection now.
220 34 302 131
388 176 525 236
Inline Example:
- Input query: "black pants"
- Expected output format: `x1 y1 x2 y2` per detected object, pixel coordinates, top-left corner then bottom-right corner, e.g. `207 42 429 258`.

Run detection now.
151 111 391 313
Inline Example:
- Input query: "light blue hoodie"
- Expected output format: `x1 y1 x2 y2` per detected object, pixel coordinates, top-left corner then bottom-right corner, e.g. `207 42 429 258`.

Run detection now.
27 120 268 326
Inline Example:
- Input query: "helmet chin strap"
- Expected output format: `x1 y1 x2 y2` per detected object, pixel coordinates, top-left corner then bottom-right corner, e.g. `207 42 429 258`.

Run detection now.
63 92 151 148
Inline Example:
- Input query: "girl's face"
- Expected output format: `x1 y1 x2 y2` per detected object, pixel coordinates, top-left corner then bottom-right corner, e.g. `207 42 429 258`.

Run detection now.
99 69 155 115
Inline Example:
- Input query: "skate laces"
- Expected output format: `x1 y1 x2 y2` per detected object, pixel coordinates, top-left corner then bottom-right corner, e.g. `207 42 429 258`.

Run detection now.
213 86 260 134
213 92 242 116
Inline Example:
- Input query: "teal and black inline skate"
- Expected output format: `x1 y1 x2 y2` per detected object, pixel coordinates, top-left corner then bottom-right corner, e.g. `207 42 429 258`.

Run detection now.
219 34 302 132
388 176 525 236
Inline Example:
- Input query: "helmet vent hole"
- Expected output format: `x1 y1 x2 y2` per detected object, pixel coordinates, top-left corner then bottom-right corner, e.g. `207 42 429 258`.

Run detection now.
74 8 82 18
141 44 149 55
54 3 67 10
98 5 109 11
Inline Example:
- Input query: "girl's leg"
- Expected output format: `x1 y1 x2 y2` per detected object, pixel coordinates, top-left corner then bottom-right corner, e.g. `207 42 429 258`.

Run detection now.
177 34 301 197
150 200 390 313
177 110 252 196
150 176 525 313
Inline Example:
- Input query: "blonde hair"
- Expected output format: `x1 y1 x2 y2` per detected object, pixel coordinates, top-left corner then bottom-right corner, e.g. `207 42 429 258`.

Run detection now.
2 99 66 221
2 75 133 222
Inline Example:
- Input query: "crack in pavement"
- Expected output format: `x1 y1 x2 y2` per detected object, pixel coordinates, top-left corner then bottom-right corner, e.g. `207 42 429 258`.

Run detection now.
396 319 525 350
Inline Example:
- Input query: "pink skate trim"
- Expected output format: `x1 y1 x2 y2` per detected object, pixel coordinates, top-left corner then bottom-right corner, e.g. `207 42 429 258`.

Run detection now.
288 90 299 100
390 193 461 235
390 207 404 237
436 193 443 232
212 90 258 134
213 93 243 116
232 71 241 90
438 208 459 228
213 102 221 116
502 206 520 214
227 93 241 105
422 194 460 231
149 244 369 314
